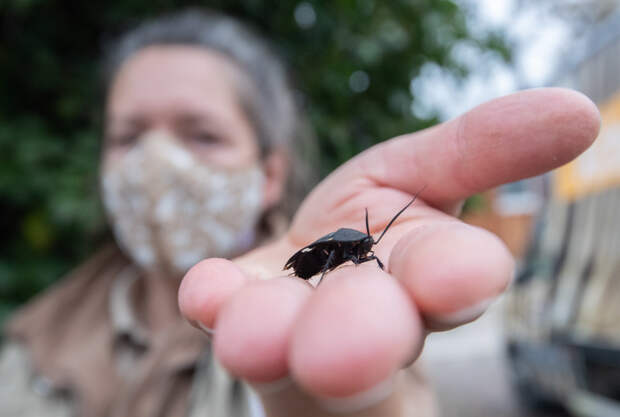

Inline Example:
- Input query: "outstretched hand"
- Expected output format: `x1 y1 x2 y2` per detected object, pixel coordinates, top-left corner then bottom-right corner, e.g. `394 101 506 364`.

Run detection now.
179 88 600 416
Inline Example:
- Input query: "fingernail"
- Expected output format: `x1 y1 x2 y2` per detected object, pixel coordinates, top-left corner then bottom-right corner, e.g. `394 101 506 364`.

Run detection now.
197 321 215 336
187 319 216 337
251 376 293 395
317 376 395 414
424 297 498 330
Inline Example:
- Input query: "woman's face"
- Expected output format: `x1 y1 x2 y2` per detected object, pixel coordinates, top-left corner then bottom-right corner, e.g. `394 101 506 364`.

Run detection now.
101 45 287 274
104 45 260 169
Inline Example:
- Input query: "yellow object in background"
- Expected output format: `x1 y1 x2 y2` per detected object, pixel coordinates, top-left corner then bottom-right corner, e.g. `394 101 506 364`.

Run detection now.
554 90 620 201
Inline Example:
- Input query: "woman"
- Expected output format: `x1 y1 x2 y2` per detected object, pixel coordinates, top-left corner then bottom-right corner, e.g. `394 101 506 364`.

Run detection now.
2 9 309 417
2 7 602 417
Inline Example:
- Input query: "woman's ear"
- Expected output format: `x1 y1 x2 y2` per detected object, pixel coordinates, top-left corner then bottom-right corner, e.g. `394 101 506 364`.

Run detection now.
261 148 288 210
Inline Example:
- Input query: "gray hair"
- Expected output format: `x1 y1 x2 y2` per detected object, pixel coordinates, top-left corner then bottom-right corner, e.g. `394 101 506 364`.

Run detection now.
102 8 316 219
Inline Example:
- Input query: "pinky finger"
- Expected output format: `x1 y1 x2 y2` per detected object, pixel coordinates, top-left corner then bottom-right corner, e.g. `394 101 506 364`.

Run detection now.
178 258 248 332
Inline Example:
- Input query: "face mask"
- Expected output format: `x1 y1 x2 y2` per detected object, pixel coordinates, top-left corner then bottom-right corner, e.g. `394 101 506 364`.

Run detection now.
100 131 265 276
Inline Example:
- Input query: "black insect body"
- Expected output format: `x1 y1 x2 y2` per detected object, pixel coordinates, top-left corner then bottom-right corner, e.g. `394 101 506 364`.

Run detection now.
284 228 378 280
284 192 422 285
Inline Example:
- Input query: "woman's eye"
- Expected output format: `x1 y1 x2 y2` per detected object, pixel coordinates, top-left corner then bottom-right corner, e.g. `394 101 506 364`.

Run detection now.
105 129 141 147
192 132 220 145
108 132 138 147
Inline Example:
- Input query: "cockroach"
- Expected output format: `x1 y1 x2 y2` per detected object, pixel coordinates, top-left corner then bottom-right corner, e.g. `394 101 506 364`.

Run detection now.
284 188 424 285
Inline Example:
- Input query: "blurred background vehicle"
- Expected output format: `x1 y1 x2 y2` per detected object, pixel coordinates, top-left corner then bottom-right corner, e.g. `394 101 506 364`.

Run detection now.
503 9 620 417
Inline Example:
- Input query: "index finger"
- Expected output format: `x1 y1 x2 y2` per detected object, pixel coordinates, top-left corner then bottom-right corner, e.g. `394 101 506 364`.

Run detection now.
316 88 600 212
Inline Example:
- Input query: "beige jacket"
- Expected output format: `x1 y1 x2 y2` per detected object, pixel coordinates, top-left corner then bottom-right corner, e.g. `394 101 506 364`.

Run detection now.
1 245 258 417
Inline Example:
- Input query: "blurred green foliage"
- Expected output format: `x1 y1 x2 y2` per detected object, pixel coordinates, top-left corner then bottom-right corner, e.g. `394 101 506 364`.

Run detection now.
0 0 509 323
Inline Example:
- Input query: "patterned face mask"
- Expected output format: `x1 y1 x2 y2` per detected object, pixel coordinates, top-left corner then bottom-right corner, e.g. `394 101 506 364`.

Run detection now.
100 131 264 277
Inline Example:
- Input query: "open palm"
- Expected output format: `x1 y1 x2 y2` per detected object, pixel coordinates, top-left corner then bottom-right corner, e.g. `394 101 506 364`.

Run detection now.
179 88 600 417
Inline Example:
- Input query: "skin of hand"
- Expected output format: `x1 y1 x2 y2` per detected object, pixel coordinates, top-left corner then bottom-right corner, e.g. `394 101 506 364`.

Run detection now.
178 88 601 416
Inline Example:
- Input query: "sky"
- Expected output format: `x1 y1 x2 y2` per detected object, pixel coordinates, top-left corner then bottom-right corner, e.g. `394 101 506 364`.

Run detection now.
412 0 574 120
